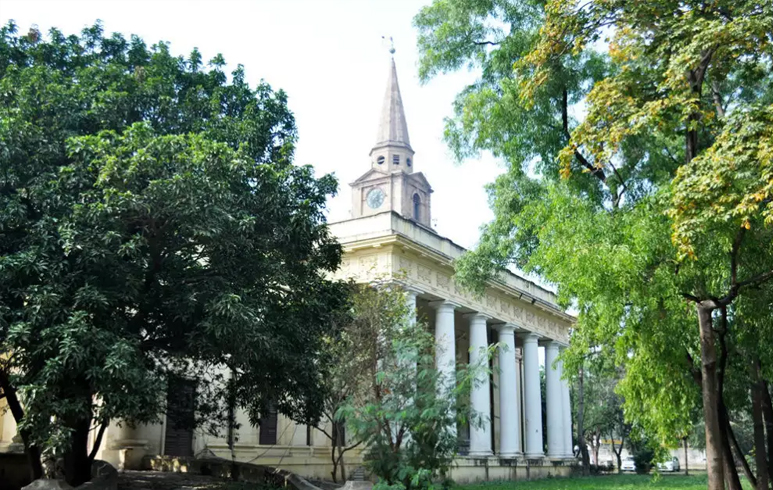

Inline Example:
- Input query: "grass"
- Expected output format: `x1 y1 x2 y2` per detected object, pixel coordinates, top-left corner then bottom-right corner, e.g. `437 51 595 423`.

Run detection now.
456 473 753 490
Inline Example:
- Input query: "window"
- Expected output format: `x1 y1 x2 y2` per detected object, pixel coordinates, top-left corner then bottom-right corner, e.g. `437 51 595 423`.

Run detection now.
259 403 278 445
406 158 412 167
413 193 421 221
393 154 400 165
377 156 385 165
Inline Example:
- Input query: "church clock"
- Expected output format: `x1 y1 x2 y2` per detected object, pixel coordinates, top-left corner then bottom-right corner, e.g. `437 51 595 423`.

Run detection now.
366 188 385 209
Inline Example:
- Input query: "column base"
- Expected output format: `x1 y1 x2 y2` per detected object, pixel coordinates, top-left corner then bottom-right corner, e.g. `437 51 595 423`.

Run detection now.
497 452 523 459
524 452 545 459
467 451 494 458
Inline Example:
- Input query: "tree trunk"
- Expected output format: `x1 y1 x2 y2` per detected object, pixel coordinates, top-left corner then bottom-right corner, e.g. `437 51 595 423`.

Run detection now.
683 437 689 476
751 360 769 490
719 400 745 490
593 430 600 466
613 436 624 474
577 366 590 475
762 380 773 485
696 304 725 490
64 417 92 486
0 371 43 480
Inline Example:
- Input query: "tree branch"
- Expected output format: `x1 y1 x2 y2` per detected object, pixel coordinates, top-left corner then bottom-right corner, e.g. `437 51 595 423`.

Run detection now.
561 88 606 183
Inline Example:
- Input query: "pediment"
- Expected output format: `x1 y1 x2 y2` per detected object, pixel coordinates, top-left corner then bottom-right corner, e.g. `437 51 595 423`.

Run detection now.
407 172 433 192
351 168 389 185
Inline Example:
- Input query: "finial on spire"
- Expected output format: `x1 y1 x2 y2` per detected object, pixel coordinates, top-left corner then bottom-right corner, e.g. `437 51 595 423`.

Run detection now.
381 35 395 56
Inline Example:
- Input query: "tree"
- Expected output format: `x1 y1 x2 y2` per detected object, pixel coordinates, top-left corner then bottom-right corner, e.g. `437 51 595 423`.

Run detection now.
0 22 347 485
576 358 630 472
341 285 492 490
415 1 773 490
314 282 409 483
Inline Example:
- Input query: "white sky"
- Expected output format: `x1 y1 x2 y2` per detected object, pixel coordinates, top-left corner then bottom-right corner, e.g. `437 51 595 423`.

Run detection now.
2 0 503 250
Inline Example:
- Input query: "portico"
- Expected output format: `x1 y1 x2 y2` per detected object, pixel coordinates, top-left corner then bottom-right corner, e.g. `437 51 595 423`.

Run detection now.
331 210 575 466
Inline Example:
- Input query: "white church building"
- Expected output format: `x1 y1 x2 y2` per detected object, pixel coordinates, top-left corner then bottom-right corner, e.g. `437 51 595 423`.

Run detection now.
0 57 576 483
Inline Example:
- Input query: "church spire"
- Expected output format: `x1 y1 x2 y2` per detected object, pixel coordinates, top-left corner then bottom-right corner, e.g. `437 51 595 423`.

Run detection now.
374 57 412 151
370 53 415 173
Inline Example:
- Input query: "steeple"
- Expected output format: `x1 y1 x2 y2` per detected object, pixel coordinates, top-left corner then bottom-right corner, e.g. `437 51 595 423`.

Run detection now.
370 56 415 173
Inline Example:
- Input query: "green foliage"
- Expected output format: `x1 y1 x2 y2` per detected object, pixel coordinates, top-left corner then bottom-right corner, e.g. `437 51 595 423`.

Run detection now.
414 0 773 464
0 21 345 481
340 287 492 490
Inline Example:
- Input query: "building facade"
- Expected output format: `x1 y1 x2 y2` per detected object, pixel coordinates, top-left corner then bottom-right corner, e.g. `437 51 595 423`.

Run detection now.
0 57 577 483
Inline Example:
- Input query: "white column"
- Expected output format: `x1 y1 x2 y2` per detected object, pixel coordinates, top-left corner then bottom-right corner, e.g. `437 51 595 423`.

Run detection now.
405 289 418 321
465 313 492 457
545 340 564 458
430 301 458 396
522 333 544 458
496 323 521 458
560 355 573 458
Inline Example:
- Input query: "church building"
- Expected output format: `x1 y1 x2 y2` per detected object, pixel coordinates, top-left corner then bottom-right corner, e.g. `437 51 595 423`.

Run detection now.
0 57 575 483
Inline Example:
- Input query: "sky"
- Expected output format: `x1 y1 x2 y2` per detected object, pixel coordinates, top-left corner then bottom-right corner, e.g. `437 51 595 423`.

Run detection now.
1 0 504 250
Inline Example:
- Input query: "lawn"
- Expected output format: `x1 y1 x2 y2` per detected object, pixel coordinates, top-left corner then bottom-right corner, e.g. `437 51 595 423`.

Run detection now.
456 474 752 490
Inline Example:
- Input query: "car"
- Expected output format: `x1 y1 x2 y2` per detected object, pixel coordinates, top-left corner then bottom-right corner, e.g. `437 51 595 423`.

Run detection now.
621 457 637 472
657 456 681 472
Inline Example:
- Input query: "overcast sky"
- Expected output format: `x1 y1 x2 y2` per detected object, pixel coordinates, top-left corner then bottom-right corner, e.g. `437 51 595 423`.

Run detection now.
3 0 503 250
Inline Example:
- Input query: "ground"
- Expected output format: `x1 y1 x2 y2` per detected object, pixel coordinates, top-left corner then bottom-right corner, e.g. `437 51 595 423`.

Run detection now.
118 472 751 490
457 474 751 490
117 471 276 490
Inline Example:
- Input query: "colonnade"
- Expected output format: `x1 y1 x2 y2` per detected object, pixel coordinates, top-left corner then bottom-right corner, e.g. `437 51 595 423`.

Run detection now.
408 293 574 460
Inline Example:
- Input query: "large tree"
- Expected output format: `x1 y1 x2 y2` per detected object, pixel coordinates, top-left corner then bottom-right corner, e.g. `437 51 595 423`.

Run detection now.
0 22 346 485
415 1 773 489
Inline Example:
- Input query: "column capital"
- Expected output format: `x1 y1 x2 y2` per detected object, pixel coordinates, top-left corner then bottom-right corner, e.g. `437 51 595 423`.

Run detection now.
428 299 462 311
463 312 492 322
542 338 561 350
493 322 517 334
518 331 542 343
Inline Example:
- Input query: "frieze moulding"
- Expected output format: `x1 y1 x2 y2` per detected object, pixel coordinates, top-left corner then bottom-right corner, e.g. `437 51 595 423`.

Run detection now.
436 273 450 290
417 265 433 283
398 256 413 277
391 253 570 343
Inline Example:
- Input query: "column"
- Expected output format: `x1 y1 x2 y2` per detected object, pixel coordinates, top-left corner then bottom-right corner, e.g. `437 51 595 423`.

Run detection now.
404 289 418 322
545 340 564 458
430 301 458 395
496 323 521 458
522 333 544 458
465 313 492 457
560 355 573 458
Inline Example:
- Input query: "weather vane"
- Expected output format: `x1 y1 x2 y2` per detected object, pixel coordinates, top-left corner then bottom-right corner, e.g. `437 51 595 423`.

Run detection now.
381 35 395 56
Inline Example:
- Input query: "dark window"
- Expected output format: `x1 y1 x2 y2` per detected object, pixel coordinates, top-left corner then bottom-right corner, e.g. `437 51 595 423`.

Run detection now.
406 158 412 167
393 155 400 165
259 404 279 445
413 194 421 221
164 377 196 457
377 156 385 165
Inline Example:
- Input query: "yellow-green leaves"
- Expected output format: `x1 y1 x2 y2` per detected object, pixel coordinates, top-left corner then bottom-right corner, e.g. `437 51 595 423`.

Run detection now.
670 104 773 259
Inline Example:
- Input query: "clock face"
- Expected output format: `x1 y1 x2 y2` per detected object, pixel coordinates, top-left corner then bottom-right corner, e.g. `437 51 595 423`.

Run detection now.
366 188 385 209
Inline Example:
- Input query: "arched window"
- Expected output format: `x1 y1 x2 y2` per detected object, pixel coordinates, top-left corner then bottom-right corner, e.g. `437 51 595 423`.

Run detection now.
393 154 400 165
406 158 412 167
413 193 421 221
377 156 385 165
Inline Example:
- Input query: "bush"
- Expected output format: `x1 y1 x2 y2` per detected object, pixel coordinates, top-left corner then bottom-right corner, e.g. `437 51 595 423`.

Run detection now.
633 447 655 474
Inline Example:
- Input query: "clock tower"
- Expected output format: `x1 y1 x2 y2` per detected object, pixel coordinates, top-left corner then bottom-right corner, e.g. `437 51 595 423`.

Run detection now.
350 56 433 227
